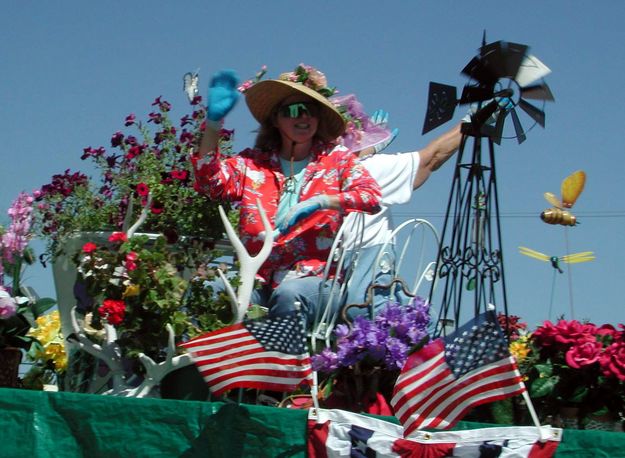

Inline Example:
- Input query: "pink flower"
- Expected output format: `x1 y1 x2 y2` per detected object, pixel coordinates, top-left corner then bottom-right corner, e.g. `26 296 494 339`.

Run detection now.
565 339 603 368
0 288 18 319
98 299 126 326
108 232 128 243
125 251 138 271
82 242 98 253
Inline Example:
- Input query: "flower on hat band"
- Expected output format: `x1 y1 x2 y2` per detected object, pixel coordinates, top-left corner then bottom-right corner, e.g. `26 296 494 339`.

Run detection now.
280 64 337 98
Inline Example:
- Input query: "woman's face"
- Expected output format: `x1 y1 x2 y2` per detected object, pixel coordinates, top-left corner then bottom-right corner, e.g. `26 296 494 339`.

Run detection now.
274 95 320 146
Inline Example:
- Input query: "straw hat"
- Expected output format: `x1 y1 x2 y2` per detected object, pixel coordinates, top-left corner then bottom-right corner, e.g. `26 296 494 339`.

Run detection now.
245 65 346 141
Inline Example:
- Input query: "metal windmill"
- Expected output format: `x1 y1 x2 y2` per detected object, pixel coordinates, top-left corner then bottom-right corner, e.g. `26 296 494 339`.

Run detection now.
423 38 554 336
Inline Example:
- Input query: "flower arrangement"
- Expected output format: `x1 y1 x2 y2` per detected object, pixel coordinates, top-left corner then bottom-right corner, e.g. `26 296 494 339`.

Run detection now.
72 231 232 367
311 298 431 414
0 192 56 350
32 95 233 262
506 316 625 428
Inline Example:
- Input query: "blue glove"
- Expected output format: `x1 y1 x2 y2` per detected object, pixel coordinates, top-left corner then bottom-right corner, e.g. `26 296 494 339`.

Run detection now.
206 69 240 122
278 195 330 234
370 109 399 154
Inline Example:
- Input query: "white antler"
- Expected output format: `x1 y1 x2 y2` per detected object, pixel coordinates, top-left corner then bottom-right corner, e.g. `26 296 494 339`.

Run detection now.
121 324 193 397
69 308 193 397
218 199 273 323
68 306 126 393
126 193 152 239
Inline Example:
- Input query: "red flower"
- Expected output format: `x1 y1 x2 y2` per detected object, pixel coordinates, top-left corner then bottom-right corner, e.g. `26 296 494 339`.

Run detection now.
170 170 188 180
108 232 128 243
600 340 625 381
98 299 126 326
136 182 150 196
82 242 97 253
565 339 603 369
150 201 164 214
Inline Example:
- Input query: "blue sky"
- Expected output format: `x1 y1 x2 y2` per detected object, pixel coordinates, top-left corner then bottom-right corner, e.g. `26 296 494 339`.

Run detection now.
2 1 625 328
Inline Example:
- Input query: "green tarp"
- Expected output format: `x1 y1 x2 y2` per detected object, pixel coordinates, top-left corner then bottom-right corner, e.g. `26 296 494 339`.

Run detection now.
0 388 623 457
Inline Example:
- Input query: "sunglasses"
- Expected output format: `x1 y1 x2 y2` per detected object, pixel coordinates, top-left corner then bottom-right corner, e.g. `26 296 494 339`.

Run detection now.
277 102 319 119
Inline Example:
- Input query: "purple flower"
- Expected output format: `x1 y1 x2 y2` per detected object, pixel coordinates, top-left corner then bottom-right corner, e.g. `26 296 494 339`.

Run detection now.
148 112 163 124
312 298 431 372
111 131 124 147
124 114 136 126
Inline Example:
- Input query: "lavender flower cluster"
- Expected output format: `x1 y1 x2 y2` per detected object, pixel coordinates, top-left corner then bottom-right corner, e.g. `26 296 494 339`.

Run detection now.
312 297 431 372
0 192 34 318
1 192 34 277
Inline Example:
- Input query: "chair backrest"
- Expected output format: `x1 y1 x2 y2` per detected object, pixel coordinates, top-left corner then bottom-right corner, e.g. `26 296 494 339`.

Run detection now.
369 218 440 308
308 212 365 352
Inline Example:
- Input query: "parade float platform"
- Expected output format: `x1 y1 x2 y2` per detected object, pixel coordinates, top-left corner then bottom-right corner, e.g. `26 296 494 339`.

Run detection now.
1 388 623 457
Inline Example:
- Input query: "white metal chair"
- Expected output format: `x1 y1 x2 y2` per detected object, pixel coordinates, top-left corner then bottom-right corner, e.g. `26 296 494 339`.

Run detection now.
308 212 365 352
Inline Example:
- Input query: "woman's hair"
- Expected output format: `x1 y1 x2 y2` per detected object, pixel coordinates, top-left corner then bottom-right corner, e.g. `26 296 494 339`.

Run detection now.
253 98 335 151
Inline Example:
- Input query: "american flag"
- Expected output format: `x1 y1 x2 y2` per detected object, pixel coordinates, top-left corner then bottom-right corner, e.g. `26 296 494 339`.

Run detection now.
180 310 313 396
391 311 526 435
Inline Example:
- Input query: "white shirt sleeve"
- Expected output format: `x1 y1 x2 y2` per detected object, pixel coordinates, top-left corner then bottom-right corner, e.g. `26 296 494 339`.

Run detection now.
361 151 420 206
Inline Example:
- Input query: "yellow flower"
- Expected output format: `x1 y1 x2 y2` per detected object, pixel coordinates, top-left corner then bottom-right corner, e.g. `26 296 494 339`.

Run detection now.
123 283 140 298
510 340 530 362
28 310 62 345
44 342 68 371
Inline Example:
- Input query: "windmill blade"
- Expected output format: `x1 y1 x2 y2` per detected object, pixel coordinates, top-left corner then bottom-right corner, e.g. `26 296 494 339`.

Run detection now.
510 108 527 144
561 251 595 264
515 54 552 87
422 82 458 135
459 85 495 104
521 83 555 101
480 41 529 79
518 98 546 127
461 56 497 86
519 246 550 262
492 108 507 145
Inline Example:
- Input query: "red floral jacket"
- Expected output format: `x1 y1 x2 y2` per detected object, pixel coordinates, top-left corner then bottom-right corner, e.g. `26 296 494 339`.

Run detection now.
191 142 381 286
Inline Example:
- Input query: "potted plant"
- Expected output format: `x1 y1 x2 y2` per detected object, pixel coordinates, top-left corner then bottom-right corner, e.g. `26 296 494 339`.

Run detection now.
511 317 625 430
311 298 431 415
30 94 236 358
0 192 56 387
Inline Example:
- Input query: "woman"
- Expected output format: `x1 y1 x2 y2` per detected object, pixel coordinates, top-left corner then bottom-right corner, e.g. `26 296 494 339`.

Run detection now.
190 64 381 326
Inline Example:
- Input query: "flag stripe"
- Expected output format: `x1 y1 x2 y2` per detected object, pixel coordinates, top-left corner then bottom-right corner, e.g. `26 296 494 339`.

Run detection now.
180 323 246 347
199 354 311 376
210 373 313 396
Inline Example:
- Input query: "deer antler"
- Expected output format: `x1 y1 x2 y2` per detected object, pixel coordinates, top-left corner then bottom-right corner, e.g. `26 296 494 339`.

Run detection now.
218 199 273 323
68 308 193 397
67 306 126 393
126 192 152 239
122 324 193 397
